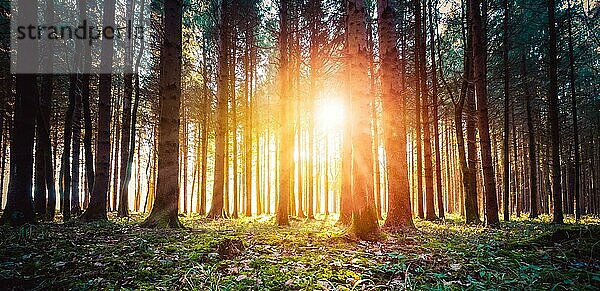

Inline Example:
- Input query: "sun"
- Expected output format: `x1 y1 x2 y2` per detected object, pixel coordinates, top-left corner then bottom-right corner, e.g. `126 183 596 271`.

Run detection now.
316 91 346 133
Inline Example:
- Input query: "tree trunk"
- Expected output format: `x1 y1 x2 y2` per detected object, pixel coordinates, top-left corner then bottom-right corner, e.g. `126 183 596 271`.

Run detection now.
470 0 499 226
428 0 444 219
547 0 563 224
502 0 510 221
521 54 538 219
71 76 82 215
378 0 414 231
1 0 37 225
62 76 75 220
414 0 424 219
347 0 379 240
81 0 116 221
277 0 292 226
231 36 239 219
34 0 56 219
208 0 230 219
244 25 253 217
567 0 580 220
460 0 479 224
140 0 183 228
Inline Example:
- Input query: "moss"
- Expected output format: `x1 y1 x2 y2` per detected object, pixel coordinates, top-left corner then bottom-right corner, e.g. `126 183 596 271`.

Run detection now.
1 214 598 290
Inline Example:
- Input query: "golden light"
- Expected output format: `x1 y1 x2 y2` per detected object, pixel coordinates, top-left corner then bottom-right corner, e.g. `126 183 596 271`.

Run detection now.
316 91 346 133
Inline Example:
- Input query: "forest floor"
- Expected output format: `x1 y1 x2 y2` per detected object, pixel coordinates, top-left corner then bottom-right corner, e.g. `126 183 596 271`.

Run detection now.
0 213 599 290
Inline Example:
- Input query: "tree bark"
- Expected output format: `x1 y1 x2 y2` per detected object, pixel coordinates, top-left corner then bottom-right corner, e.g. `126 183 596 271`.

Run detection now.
567 0 580 220
141 0 183 228
428 0 444 219
1 0 38 226
502 0 510 221
208 0 230 219
378 0 414 231
277 0 291 226
347 0 379 240
469 0 499 226
547 0 563 224
81 0 116 221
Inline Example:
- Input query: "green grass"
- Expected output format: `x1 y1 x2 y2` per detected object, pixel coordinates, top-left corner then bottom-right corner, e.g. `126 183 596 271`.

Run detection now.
1 213 598 290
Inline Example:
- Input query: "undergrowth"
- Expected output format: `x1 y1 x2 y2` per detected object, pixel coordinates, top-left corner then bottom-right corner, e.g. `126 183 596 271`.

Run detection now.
0 213 598 290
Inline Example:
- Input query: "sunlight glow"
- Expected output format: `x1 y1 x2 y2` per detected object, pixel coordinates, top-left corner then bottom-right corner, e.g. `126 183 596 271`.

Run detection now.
316 92 346 133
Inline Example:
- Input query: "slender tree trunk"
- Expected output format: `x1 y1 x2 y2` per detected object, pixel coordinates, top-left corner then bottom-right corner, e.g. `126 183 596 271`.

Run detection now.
34 0 56 219
502 0 510 221
277 0 292 226
111 93 121 212
547 0 563 224
208 0 230 219
244 30 253 217
428 0 444 219
82 75 94 204
62 76 76 220
199 36 209 216
118 79 133 216
81 0 116 221
567 0 580 220
414 0 424 219
307 0 322 221
470 0 499 225
520 54 538 218
455 0 479 224
71 77 82 215
417 0 436 221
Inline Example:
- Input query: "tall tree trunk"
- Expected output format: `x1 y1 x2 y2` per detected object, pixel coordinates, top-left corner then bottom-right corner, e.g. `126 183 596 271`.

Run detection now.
378 0 414 230
208 0 230 219
141 0 183 228
547 0 563 224
347 0 379 240
365 9 381 220
417 0 436 221
81 0 116 221
71 77 82 215
567 0 580 220
470 0 499 225
182 109 189 214
1 0 38 225
34 0 57 219
231 35 239 219
244 25 253 217
277 0 292 226
199 35 209 216
428 0 444 219
453 0 479 224
521 55 539 219
118 0 136 218
62 76 76 220
118 66 134 215
502 0 510 221
414 0 424 219
307 0 322 221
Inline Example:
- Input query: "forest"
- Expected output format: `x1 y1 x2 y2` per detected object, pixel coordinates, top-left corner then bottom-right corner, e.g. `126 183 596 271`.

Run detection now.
0 0 599 289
